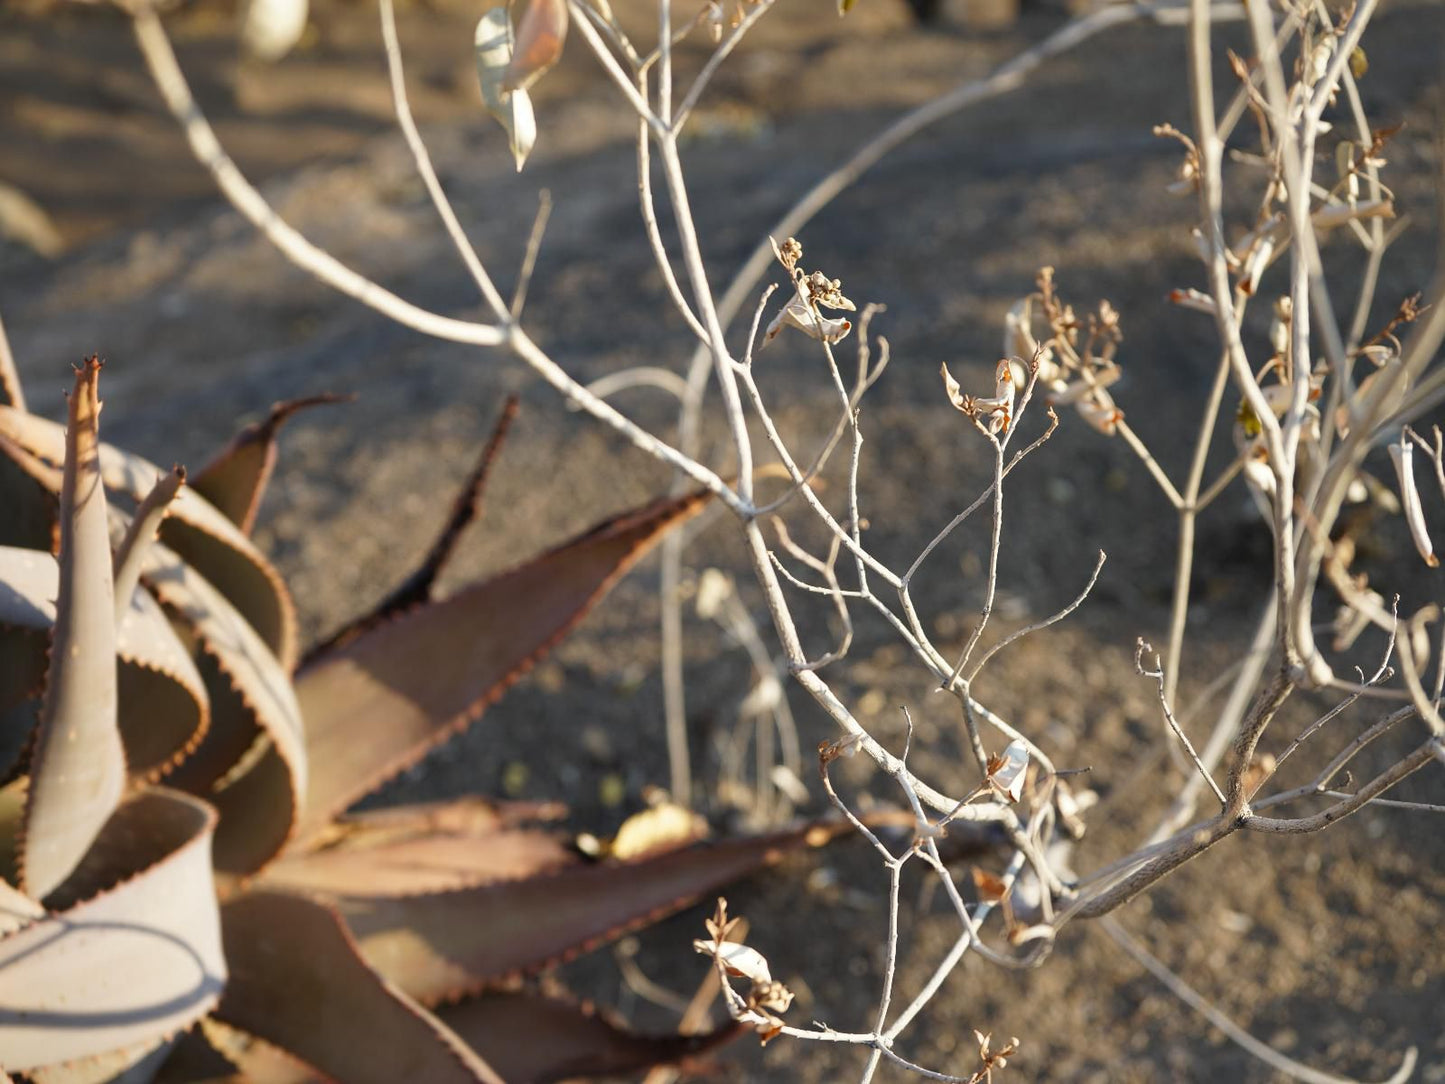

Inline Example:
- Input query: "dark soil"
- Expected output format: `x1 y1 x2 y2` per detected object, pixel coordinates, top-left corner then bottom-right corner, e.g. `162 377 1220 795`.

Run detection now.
2 0 1444 1079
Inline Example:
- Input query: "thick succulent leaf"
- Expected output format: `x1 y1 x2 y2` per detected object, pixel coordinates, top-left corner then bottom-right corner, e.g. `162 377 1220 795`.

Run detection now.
0 779 25 884
294 489 711 840
322 795 568 839
0 790 225 1072
29 1035 174 1084
19 361 124 900
302 397 518 664
150 1020 328 1084
0 406 298 669
262 824 576 896
0 876 43 934
263 795 571 896
0 545 210 782
437 991 738 1084
143 542 304 876
0 625 46 783
191 394 348 538
0 432 58 551
343 823 842 1005
215 891 505 1084
113 465 186 625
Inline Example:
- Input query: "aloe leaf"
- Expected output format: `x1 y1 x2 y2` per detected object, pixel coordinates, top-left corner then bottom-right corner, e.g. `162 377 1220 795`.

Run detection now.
262 824 576 896
0 876 43 934
18 360 124 900
0 406 298 669
0 432 57 551
29 1035 175 1084
293 489 711 840
215 890 505 1084
143 542 304 876
150 1023 330 1084
303 396 518 664
0 545 210 783
191 394 348 537
149 1019 328 1084
0 315 23 414
437 990 738 1083
0 789 225 1072
113 465 186 625
343 824 841 1005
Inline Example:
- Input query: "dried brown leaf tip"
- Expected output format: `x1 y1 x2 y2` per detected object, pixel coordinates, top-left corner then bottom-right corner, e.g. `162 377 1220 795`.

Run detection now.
969 1030 1020 1083
694 898 794 1044
818 732 863 764
763 237 855 347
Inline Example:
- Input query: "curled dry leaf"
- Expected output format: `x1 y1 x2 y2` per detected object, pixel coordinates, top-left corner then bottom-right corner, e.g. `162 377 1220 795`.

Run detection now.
695 899 795 1044
503 0 568 93
986 739 1029 803
476 8 538 171
610 802 709 861
691 939 774 985
763 297 852 347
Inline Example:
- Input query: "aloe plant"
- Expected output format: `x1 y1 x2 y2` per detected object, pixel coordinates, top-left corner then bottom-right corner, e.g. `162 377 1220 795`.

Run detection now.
0 361 834 1083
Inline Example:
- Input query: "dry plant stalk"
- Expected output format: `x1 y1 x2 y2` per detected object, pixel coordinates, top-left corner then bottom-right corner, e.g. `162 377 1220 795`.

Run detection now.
24 0 1440 1078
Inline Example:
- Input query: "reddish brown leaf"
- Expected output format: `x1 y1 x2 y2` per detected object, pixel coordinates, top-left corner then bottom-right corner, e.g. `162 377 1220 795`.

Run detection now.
293 489 711 841
302 396 519 664
343 824 842 1005
144 542 304 876
216 891 505 1084
192 394 349 537
149 1019 329 1084
0 790 224 1072
19 360 124 900
113 464 186 624
262 825 576 896
503 0 568 92
437 990 740 1084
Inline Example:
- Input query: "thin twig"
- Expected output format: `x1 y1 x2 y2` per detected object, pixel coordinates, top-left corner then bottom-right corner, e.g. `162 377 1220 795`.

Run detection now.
1102 917 1417 1084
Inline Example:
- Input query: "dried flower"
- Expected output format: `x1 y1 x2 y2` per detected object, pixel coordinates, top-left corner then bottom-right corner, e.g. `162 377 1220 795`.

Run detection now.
942 361 1016 435
773 236 803 273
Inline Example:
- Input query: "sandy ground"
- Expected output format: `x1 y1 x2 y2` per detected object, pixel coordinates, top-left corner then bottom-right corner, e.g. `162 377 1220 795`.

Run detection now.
2 0 1444 1079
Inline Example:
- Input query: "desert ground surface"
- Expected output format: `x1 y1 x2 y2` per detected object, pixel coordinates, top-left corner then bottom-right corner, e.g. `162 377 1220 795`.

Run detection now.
2 0 1444 1079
